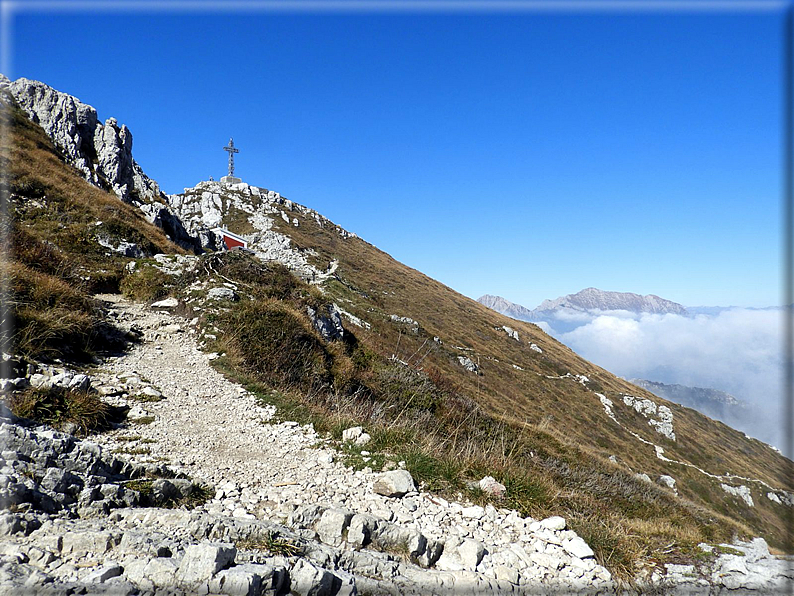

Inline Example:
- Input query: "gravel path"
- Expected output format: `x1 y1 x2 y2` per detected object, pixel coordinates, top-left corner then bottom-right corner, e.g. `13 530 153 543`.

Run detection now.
92 294 377 515
88 295 619 587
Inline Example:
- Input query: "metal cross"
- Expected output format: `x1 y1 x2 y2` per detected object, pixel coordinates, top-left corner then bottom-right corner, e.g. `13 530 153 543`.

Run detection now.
223 137 239 177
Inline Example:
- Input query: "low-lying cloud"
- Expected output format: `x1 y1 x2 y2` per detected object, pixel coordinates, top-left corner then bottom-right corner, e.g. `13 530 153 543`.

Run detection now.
543 308 785 449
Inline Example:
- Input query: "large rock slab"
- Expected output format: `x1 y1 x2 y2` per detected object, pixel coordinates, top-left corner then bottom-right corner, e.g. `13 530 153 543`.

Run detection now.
289 559 336 596
372 470 414 498
208 563 279 596
436 537 485 572
176 541 236 585
562 536 594 559
316 508 353 547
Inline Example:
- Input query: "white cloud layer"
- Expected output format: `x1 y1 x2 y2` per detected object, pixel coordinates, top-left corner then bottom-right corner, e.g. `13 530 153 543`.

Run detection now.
546 309 784 449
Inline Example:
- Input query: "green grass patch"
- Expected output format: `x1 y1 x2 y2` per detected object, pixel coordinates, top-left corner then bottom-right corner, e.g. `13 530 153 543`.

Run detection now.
714 545 745 557
130 393 164 403
124 479 154 494
120 265 171 302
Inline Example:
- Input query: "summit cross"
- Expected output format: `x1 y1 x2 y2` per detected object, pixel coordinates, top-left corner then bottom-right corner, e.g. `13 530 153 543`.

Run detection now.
223 138 239 177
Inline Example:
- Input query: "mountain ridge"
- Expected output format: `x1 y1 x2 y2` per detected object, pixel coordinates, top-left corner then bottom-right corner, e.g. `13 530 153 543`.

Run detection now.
535 287 688 315
477 294 538 321
478 288 688 320
3 75 793 591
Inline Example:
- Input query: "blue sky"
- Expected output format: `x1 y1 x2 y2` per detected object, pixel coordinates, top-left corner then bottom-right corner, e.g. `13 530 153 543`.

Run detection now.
5 2 788 308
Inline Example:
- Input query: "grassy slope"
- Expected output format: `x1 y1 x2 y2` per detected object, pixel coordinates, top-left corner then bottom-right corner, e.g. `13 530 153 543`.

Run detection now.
151 185 791 576
263 196 793 551
1 91 181 362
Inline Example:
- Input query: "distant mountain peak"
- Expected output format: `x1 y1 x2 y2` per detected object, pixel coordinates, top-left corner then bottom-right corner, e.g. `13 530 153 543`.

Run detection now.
535 288 687 315
479 288 687 322
477 295 536 321
631 379 741 407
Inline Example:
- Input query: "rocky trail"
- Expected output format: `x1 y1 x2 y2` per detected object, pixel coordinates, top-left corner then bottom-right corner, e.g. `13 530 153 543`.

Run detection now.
0 295 792 595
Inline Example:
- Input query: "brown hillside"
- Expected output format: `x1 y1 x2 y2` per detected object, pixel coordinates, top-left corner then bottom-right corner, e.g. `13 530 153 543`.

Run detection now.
1 90 182 362
264 192 793 550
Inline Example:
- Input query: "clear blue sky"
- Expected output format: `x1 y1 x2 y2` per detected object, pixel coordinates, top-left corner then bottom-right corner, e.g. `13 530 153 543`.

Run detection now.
5 2 788 308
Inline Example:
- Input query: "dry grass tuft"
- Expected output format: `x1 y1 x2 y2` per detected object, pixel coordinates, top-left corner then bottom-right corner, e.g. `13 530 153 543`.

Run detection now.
7 386 111 435
120 264 170 302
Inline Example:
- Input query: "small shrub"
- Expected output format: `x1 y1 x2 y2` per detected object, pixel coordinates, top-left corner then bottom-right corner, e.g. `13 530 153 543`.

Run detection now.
569 514 644 581
497 470 549 515
373 364 443 414
238 531 303 557
123 478 212 509
120 265 171 302
124 479 154 495
220 300 333 393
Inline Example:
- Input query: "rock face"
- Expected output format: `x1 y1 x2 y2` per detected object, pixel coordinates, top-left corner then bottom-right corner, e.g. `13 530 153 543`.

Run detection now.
0 75 160 204
721 483 755 507
165 180 353 281
457 356 479 374
307 304 345 342
622 395 676 441
0 75 200 251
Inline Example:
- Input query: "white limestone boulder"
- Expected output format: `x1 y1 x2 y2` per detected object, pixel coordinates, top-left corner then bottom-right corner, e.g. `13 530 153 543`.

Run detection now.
479 476 506 497
539 516 566 531
342 427 363 443
562 536 594 559
316 508 354 547
151 297 179 308
373 470 415 498
175 542 236 585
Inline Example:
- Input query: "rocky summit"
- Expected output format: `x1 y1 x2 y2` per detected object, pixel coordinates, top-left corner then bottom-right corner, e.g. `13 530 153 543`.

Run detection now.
2 75 794 595
0 75 160 205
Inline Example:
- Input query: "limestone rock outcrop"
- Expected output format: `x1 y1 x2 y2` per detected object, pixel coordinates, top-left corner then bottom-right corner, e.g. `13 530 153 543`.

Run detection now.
0 74 200 251
166 180 354 281
0 75 160 204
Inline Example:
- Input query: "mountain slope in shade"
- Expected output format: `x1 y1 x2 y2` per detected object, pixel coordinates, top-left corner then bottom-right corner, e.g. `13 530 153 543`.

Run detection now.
535 287 688 315
628 379 777 446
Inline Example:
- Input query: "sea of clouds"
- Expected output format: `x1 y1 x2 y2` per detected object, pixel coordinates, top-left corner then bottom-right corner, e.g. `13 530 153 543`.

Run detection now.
535 307 786 451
